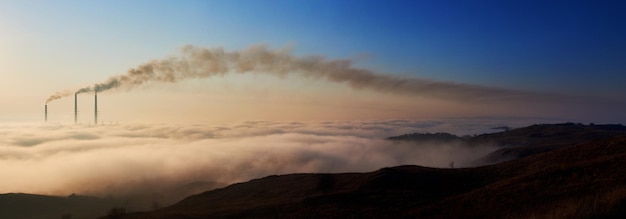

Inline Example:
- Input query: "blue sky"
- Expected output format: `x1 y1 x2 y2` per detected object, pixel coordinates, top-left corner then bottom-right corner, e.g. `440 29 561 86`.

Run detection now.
1 0 625 122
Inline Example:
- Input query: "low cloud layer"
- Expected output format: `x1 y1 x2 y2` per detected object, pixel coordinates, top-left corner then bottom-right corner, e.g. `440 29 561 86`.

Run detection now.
0 119 540 204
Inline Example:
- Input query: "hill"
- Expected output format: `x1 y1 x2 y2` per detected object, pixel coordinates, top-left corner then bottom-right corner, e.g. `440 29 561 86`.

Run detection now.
123 135 626 219
387 123 626 163
474 123 626 163
386 132 467 143
0 181 225 219
0 193 116 219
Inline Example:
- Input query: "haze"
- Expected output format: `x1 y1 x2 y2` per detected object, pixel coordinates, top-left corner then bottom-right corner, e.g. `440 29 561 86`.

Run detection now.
0 0 625 210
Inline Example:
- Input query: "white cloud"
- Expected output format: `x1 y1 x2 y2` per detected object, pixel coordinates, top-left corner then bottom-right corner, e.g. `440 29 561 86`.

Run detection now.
0 118 544 204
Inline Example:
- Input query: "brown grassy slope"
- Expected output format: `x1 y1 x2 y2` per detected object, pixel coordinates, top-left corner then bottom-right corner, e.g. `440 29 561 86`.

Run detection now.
124 135 626 219
414 136 626 219
124 167 497 218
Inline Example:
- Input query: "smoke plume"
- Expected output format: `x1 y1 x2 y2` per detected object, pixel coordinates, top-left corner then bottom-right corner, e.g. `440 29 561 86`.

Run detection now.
45 90 73 104
46 45 551 103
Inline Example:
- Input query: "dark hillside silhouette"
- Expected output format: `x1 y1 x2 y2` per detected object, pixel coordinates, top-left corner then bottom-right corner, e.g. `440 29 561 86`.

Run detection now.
123 133 626 218
386 123 626 163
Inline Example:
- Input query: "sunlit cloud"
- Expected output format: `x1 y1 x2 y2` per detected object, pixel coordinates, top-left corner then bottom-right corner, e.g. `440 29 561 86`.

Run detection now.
0 119 538 199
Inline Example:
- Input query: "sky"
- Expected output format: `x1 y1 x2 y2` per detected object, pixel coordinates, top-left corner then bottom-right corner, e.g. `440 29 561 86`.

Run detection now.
1 0 625 123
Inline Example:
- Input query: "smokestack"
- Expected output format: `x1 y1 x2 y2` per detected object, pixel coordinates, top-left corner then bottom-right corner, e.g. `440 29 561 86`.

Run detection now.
74 93 77 124
94 91 98 125
45 104 47 123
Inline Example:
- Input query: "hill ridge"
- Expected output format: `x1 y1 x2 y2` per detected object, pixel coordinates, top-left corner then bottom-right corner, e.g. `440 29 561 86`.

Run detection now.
125 135 626 219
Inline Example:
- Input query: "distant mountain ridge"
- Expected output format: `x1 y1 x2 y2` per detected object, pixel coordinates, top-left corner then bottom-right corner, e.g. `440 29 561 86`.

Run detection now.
386 123 626 163
386 132 467 142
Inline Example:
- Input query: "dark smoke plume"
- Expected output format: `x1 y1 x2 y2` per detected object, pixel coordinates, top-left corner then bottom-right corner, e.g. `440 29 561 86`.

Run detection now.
46 45 552 103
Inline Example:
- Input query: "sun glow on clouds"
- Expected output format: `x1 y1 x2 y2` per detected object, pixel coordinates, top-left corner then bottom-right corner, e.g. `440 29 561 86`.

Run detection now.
0 119 530 198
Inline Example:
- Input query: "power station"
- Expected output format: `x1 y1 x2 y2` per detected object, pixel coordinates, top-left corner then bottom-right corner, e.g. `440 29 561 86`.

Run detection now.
47 91 99 124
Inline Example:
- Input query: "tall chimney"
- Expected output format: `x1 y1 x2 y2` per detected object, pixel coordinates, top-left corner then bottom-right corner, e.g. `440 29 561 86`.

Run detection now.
94 91 98 125
45 104 48 123
74 93 77 124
